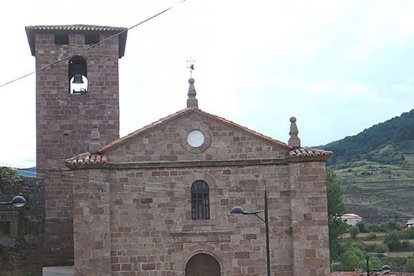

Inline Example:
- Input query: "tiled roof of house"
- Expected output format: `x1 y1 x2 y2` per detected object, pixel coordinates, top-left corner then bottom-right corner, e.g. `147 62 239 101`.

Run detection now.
289 147 332 157
25 24 128 57
26 24 126 32
65 152 108 168
340 213 362 219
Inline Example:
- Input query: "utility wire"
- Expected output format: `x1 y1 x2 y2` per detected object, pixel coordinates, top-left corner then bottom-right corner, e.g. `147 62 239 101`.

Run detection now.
0 0 187 89
8 166 414 198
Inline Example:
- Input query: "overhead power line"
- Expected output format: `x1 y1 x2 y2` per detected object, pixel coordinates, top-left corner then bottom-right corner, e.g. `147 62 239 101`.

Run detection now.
0 0 187 89
9 166 414 197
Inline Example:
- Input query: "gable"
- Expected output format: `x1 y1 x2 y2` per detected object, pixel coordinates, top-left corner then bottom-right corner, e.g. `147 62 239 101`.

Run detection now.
101 108 291 164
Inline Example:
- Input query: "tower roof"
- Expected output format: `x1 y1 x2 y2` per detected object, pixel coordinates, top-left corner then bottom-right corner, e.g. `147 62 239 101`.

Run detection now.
25 24 128 58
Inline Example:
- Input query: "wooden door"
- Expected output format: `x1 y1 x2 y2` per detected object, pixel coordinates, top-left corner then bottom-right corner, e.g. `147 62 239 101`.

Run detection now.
185 253 221 276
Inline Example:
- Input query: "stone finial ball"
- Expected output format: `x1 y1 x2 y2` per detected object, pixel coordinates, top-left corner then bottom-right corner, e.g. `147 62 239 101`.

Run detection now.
189 78 195 84
290 117 296 123
92 122 99 128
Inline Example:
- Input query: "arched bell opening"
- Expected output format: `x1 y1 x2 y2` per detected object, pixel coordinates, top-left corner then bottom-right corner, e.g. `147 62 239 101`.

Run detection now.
69 56 88 94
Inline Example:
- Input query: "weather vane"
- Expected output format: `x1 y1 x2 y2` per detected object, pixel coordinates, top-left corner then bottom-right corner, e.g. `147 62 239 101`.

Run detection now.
186 58 195 78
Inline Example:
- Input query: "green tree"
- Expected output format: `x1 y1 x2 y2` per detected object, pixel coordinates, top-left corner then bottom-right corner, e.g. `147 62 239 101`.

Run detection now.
326 169 347 263
350 225 360 240
385 220 401 231
404 257 414 272
338 243 365 271
383 231 402 251
0 167 17 181
356 222 367 233
373 243 389 253
368 255 383 271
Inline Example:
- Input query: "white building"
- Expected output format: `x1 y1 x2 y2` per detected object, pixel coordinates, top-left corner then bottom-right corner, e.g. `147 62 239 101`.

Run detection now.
340 213 362 226
406 218 414 228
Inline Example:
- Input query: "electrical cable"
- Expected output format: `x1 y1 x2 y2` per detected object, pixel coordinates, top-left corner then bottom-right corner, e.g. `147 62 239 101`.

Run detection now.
0 0 187 89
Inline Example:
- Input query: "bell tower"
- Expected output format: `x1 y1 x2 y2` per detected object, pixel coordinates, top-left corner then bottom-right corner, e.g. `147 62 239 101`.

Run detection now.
26 25 127 265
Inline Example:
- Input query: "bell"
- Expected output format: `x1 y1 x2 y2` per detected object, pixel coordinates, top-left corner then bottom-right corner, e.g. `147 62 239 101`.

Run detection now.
72 74 84 84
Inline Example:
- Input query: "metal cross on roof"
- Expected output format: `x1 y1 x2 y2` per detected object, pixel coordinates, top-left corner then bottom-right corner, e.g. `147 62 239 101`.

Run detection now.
186 58 195 77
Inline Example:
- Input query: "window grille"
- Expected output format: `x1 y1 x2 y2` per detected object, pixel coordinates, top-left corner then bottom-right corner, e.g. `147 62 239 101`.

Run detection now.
191 180 210 220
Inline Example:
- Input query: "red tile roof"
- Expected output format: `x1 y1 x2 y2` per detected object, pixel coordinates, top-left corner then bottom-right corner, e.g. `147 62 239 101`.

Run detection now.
65 152 108 168
289 147 332 157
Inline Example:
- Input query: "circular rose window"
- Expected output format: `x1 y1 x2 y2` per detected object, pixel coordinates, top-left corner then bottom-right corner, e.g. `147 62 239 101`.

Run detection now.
187 130 205 148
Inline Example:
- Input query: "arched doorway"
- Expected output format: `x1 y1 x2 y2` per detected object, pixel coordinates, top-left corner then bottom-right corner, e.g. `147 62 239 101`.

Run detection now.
185 253 221 276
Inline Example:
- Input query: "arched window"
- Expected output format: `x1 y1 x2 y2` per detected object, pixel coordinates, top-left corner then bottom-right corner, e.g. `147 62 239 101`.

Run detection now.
191 180 210 220
68 56 88 94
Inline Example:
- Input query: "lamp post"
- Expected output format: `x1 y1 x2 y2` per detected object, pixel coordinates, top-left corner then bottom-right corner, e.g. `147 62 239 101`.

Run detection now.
230 190 270 276
0 195 26 208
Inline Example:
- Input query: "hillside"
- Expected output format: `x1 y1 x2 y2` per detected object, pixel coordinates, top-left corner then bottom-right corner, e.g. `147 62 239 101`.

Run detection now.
320 110 414 223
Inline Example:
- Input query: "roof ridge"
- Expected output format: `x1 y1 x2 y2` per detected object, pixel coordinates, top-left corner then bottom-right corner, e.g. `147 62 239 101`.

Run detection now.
99 108 193 152
98 107 292 152
25 24 127 31
191 108 291 149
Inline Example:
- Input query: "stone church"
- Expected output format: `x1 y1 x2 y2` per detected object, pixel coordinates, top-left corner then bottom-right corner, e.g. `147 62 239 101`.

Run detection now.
27 24 332 275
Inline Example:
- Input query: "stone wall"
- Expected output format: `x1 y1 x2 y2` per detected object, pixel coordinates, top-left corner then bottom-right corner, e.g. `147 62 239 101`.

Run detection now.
73 160 329 275
33 30 121 265
71 108 331 275
0 176 44 275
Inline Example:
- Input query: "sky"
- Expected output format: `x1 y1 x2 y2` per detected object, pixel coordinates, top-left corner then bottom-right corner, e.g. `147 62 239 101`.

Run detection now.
1 0 414 168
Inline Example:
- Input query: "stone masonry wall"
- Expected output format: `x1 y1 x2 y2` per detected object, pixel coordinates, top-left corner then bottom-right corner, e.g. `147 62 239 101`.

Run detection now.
34 31 121 265
74 163 296 275
73 170 111 275
108 112 289 163
71 109 330 275
289 161 330 276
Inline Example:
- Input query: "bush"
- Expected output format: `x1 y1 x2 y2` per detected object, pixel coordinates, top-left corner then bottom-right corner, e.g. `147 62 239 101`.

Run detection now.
357 222 367 233
368 256 384 271
337 244 366 271
385 220 401 231
399 241 413 251
350 226 360 239
367 223 386 233
401 227 414 239
373 243 389 253
364 233 378 241
404 257 414 272
384 231 403 251
382 230 414 252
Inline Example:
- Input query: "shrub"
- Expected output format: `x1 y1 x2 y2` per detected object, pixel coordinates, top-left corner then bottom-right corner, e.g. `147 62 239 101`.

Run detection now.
401 227 414 239
373 243 389 253
357 222 367 233
367 223 386 232
350 226 360 240
338 244 365 271
384 231 411 252
364 233 378 241
385 220 401 231
404 257 414 272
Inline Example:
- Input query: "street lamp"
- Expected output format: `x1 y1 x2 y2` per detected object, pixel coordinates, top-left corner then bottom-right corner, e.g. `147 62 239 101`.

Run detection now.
230 190 270 276
0 195 26 208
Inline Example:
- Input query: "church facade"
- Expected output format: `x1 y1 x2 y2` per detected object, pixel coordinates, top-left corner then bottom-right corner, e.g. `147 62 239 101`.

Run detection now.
28 24 331 275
